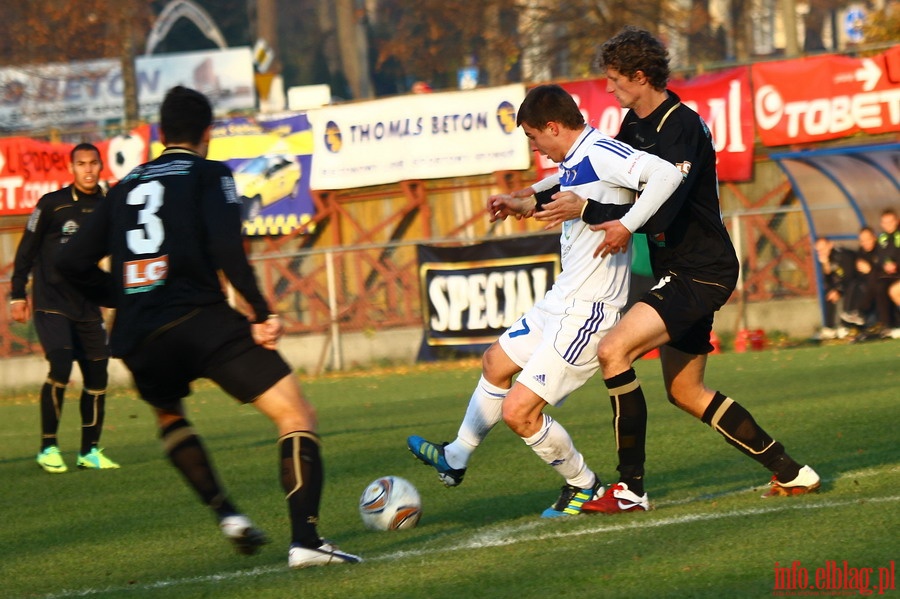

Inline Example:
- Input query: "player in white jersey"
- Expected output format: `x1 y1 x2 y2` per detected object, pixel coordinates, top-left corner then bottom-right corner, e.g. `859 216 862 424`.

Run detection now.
408 84 682 517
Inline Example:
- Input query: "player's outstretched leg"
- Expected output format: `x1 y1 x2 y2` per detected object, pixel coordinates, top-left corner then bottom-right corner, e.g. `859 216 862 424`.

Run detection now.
161 416 267 554
407 436 467 487
701 392 820 498
407 375 507 487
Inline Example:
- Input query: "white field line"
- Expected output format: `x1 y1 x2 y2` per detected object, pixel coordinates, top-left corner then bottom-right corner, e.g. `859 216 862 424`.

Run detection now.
42 467 900 599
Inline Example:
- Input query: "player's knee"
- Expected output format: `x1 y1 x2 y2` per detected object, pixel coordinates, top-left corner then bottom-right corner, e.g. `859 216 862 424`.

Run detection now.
596 339 619 371
501 398 540 437
268 395 317 433
80 358 108 390
668 389 709 419
481 343 516 386
481 342 504 373
46 349 74 384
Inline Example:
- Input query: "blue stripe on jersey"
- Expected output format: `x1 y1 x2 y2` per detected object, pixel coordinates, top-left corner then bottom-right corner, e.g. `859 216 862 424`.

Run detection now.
560 157 599 187
594 138 634 160
563 302 605 363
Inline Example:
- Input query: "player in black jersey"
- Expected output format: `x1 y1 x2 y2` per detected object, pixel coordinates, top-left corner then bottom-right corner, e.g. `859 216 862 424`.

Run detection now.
10 143 119 474
58 86 360 568
533 27 819 512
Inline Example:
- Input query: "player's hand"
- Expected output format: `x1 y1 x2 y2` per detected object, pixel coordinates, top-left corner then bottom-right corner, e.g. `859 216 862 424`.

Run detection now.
9 300 29 323
252 315 283 350
487 193 535 222
590 220 632 258
534 190 585 229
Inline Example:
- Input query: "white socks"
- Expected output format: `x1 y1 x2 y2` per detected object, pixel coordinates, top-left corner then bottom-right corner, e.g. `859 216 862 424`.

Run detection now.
444 375 508 470
524 413 595 489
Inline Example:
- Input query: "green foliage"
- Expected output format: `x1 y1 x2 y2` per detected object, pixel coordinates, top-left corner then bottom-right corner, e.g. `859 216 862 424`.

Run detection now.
1 342 898 598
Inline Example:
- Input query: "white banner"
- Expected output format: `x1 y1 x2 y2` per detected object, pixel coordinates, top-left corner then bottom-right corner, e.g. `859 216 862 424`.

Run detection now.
0 48 255 131
307 84 530 190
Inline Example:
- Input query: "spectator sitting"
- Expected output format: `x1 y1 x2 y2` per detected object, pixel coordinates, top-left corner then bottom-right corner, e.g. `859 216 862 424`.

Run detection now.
814 236 865 339
851 227 881 330
874 209 900 338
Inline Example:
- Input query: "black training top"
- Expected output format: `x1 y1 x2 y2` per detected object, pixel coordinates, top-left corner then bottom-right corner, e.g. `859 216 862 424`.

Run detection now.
57 148 271 357
579 91 740 287
616 90 739 286
11 185 105 322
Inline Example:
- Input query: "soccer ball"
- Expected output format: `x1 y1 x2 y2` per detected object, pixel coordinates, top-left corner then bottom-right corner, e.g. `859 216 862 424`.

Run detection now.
358 476 422 531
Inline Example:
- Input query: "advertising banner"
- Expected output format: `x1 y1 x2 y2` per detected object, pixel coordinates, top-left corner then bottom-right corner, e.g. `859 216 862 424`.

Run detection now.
752 49 900 146
149 114 314 236
0 48 255 131
0 125 150 216
545 67 754 182
307 84 530 190
417 235 560 359
208 114 314 236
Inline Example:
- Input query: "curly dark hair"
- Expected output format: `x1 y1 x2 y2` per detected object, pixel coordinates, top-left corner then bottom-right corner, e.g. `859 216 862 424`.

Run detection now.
596 26 670 91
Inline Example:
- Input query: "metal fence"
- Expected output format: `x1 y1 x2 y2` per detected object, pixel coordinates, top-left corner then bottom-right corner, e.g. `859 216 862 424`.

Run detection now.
0 171 819 360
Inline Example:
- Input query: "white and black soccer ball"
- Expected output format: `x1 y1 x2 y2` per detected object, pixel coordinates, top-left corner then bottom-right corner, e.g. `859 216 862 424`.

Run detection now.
358 476 422 531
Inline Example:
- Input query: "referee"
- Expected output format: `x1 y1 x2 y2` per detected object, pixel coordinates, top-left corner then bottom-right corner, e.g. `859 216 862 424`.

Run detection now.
10 142 119 473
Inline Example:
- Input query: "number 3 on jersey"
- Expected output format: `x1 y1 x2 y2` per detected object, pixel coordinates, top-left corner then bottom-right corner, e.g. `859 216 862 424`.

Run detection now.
124 180 169 293
127 181 165 254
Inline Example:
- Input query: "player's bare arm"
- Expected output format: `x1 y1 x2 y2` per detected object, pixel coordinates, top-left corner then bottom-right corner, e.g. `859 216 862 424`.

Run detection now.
487 186 537 222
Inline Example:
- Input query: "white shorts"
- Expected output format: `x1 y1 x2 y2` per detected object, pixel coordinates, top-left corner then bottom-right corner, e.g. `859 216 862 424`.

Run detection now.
498 298 619 406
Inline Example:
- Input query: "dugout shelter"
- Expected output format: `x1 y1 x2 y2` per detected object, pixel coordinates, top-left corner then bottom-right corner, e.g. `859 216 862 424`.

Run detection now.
772 142 900 325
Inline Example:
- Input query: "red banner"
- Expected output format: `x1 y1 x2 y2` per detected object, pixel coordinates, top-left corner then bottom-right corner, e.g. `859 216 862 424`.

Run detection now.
752 49 900 146
541 67 754 182
0 124 150 216
670 67 754 182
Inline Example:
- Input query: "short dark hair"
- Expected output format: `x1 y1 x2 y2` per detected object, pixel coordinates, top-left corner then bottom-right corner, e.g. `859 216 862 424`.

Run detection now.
596 26 671 91
70 142 101 164
516 84 585 130
160 85 213 145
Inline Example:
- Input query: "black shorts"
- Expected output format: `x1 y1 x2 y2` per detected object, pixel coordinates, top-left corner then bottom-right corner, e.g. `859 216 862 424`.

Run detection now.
123 303 292 410
33 311 110 361
640 271 734 355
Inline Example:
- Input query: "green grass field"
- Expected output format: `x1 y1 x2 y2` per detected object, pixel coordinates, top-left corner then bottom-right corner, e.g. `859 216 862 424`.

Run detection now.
1 341 898 599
